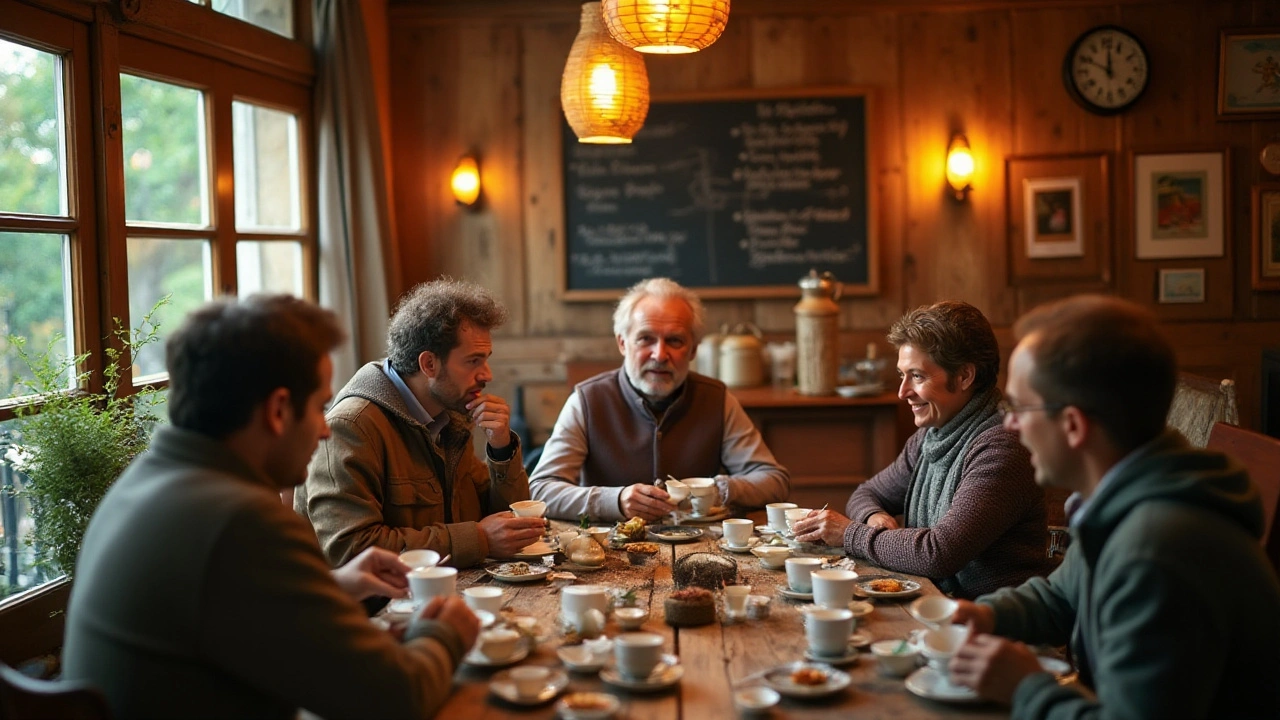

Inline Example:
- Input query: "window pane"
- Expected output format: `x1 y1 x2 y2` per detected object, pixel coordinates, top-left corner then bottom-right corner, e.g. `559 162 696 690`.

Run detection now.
233 102 301 231
0 39 67 217
213 0 294 38
0 232 73 401
120 74 209 227
127 238 212 379
1 418 51 599
237 241 302 297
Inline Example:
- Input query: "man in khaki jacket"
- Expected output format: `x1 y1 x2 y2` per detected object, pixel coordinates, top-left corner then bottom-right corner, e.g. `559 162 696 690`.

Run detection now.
297 278 545 569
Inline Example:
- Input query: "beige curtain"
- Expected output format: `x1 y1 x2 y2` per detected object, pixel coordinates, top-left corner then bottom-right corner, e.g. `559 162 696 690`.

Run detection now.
313 0 393 389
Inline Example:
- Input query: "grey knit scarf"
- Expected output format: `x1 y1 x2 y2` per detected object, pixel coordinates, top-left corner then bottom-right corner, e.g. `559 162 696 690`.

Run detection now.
903 386 1003 530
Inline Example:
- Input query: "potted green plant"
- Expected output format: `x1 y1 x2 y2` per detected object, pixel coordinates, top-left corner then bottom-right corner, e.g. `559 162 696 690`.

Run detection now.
4 303 165 577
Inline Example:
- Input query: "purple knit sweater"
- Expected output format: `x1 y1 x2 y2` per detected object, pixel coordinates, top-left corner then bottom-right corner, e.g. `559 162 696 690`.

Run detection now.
843 424 1055 598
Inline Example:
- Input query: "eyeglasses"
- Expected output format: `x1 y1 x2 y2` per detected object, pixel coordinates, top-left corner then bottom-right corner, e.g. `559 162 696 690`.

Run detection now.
997 400 1064 417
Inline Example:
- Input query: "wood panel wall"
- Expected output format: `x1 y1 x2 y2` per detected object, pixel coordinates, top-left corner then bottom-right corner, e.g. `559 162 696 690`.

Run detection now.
384 0 1280 430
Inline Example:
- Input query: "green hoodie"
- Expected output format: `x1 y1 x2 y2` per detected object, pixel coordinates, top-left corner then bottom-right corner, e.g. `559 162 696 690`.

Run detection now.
978 430 1280 720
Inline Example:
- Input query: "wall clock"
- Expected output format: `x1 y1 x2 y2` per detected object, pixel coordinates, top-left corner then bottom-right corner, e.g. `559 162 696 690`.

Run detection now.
1062 25 1150 115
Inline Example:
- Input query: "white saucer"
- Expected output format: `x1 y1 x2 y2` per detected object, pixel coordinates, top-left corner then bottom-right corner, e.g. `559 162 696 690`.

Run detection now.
904 666 980 703
848 600 874 619
777 587 814 601
755 525 779 536
717 537 760 553
557 643 611 673
677 508 731 524
489 667 569 705
599 654 683 691
762 662 851 698
803 645 860 666
464 642 530 668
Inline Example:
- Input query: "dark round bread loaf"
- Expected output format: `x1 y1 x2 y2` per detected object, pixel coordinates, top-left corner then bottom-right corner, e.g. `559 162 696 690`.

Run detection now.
663 587 715 627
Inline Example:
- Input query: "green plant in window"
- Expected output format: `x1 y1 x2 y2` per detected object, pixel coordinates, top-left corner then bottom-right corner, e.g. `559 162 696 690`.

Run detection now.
4 299 168 577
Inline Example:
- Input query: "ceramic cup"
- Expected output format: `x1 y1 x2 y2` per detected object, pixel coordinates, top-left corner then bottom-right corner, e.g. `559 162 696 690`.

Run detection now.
509 666 551 699
784 507 812 534
398 548 440 570
562 585 610 618
463 586 505 613
615 607 648 630
724 585 752 617
683 477 716 498
766 502 798 533
920 624 971 671
510 500 547 518
476 627 522 662
870 640 921 677
722 518 754 547
614 632 665 680
690 494 715 516
811 569 859 610
665 480 690 505
909 596 959 629
784 557 824 593
805 607 855 657
408 566 456 603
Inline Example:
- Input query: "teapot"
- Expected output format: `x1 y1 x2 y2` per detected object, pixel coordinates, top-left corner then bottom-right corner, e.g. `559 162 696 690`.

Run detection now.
719 323 765 388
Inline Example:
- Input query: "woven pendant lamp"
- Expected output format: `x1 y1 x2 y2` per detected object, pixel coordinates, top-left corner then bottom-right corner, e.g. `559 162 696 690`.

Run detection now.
562 1 650 144
602 0 730 54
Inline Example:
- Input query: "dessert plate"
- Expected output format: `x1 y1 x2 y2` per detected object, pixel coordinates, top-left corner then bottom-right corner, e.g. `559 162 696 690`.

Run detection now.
489 667 569 705
717 537 761 553
463 642 530 668
486 563 552 583
647 525 704 543
803 645 860 666
777 587 814 601
762 661 851 698
854 576 922 599
905 666 980 703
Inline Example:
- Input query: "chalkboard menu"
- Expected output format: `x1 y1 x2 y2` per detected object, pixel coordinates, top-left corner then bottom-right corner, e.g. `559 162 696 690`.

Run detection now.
562 90 875 299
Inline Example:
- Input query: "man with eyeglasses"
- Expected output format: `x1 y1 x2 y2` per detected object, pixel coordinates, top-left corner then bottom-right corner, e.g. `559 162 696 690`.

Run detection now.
947 294 1280 719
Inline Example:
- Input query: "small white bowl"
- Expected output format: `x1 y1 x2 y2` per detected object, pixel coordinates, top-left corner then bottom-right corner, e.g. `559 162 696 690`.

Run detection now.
614 606 649 630
909 595 958 628
510 500 547 518
750 545 791 569
398 549 441 570
733 686 780 714
870 639 921 677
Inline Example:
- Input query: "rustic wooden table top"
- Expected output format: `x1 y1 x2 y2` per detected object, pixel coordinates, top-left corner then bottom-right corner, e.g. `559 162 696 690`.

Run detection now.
432 517 1010 719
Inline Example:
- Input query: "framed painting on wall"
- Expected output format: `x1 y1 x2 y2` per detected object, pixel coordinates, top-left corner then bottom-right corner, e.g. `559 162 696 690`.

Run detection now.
1254 184 1280 290
1157 268 1205 304
1006 153 1110 285
1218 28 1280 120
1133 151 1226 259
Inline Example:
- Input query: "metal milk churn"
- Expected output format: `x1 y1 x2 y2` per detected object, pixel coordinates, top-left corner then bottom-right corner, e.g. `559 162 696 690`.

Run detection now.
794 269 842 395
719 323 765 388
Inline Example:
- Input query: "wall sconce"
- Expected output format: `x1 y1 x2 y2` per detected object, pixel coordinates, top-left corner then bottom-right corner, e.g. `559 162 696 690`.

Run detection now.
602 0 731 54
945 133 974 200
562 1 650 144
450 154 481 208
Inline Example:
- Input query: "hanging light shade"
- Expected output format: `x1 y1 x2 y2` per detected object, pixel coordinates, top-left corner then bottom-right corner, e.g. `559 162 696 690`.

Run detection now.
602 0 730 54
562 1 650 144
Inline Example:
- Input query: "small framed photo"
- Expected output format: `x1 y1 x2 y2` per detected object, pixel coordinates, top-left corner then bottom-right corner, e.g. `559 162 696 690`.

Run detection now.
1253 183 1280 291
1006 153 1110 284
1132 150 1226 259
1218 29 1280 120
1158 268 1206 304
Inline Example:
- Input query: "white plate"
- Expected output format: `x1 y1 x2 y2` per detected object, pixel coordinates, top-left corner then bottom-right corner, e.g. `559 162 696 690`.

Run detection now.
599 654 683 691
556 692 621 720
717 537 761 553
803 645 860 666
762 662 852 698
836 383 884 398
854 577 923 599
464 642 530 668
557 643 612 673
777 587 814 601
489 667 570 705
647 525 704 543
676 508 731 524
848 601 874 618
486 563 553 583
904 666 980 703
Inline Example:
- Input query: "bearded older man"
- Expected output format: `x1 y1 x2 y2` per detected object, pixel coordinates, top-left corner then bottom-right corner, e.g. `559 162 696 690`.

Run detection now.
530 277 790 522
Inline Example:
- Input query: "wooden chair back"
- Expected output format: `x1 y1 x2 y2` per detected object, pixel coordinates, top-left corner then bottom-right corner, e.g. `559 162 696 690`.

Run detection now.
1167 373 1238 448
1206 422 1280 571
0 663 110 720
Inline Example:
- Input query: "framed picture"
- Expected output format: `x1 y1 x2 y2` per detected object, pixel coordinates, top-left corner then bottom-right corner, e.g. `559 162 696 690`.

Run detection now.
1006 153 1110 284
1158 268 1206 304
1254 183 1280 291
1218 28 1280 119
1133 151 1226 259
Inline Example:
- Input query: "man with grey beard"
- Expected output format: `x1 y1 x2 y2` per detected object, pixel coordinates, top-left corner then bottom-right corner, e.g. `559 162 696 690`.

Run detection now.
530 277 789 521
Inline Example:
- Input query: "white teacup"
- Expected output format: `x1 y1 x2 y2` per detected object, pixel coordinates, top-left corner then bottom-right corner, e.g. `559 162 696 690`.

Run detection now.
510 500 547 518
909 596 959 629
690 494 715 516
665 480 690 505
784 507 812 534
725 585 752 617
811 569 859 610
463 586 505 613
615 606 648 630
682 477 716 498
920 624 972 670
751 545 791 569
561 585 610 618
509 666 551 699
784 557 824 593
398 549 441 570
766 502 798 532
477 627 522 662
871 639 921 677
408 566 457 603
805 607 855 656
722 518 754 547
614 632 665 680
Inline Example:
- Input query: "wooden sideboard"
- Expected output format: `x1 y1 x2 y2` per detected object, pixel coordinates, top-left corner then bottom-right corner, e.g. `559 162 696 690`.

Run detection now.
729 386 912 510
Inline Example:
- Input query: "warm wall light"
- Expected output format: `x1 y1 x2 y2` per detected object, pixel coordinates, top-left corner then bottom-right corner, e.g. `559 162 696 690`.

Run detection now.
562 1 650 144
602 0 731 54
946 133 974 200
451 155 481 207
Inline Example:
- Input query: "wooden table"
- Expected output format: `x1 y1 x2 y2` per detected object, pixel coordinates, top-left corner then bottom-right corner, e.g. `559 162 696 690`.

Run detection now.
433 519 1009 719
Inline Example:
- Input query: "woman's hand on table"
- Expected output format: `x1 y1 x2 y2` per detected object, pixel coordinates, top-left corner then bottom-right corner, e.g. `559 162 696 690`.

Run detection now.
331 546 410 601
948 633 1041 705
478 512 549 557
792 509 852 546
619 483 673 521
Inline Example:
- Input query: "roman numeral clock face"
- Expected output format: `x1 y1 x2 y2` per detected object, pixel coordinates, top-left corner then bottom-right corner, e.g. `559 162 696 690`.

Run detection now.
1063 26 1150 115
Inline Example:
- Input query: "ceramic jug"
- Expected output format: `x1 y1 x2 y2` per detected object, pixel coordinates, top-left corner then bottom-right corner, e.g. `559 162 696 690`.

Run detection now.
794 270 841 395
696 323 728 379
719 323 765 388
